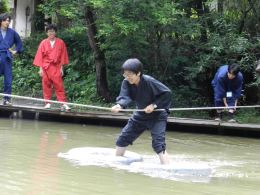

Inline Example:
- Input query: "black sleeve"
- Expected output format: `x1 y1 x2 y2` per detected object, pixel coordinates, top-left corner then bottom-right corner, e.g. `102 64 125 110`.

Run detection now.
116 80 133 108
149 79 172 109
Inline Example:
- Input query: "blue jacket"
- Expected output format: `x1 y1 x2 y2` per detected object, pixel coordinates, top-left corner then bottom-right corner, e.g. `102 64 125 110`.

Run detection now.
0 28 23 59
211 65 243 101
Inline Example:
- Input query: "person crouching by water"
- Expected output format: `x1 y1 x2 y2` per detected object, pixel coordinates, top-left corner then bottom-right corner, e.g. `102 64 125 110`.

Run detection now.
211 63 243 122
111 58 172 164
33 24 70 111
0 13 23 105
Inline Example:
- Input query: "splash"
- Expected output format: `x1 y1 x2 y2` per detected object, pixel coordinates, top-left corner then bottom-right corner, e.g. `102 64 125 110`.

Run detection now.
58 147 213 183
58 147 143 166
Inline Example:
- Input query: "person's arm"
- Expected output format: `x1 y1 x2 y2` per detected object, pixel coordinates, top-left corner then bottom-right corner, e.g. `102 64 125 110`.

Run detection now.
234 99 238 108
232 75 243 110
215 77 227 103
153 91 172 109
60 66 64 76
12 31 23 54
223 97 228 107
111 80 132 112
33 41 44 67
149 78 172 109
39 67 43 77
59 39 69 66
233 74 243 100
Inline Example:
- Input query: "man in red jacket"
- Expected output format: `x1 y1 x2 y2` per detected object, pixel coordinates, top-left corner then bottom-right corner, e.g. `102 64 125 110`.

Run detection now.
33 24 70 111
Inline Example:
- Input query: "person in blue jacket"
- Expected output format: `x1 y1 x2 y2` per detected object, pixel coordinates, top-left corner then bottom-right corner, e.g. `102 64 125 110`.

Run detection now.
0 13 23 105
211 63 243 122
111 58 172 164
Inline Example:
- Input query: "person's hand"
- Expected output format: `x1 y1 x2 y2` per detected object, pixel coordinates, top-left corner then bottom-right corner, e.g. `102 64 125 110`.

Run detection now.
144 104 156 114
38 68 43 77
233 100 238 111
111 104 122 113
228 108 235 113
223 103 229 111
229 105 236 112
9 49 17 55
60 67 64 76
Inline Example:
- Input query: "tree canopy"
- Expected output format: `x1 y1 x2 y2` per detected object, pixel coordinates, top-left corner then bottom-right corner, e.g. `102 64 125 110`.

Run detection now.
9 0 260 114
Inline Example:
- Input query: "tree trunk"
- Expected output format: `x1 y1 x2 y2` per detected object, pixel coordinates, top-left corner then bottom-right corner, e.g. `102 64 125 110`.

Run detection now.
84 6 111 102
238 7 251 34
31 0 45 33
195 0 208 42
217 0 224 13
247 0 259 34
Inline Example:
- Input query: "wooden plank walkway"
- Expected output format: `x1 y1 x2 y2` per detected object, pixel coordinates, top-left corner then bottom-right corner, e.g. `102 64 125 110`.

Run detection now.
1 104 260 137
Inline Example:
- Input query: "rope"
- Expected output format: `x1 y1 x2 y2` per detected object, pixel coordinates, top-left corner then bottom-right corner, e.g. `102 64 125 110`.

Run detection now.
0 93 260 112
0 93 112 111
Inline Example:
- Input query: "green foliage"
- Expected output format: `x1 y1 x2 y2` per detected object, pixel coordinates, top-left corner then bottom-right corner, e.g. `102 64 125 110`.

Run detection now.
12 58 42 97
0 0 9 13
7 0 260 122
39 0 83 20
10 34 45 96
64 66 97 103
236 108 260 124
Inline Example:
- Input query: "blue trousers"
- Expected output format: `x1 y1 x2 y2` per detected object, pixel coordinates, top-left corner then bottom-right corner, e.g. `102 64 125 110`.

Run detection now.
116 111 168 154
0 52 12 100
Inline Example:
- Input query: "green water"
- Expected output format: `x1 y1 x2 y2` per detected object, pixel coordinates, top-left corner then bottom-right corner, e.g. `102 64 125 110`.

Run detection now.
0 118 260 195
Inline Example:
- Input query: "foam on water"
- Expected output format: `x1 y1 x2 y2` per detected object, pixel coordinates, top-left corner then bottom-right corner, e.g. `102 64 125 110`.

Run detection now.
58 147 217 183
58 147 143 166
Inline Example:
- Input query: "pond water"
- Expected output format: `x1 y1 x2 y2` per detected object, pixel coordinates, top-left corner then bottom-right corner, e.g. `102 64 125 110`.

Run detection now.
0 118 259 195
